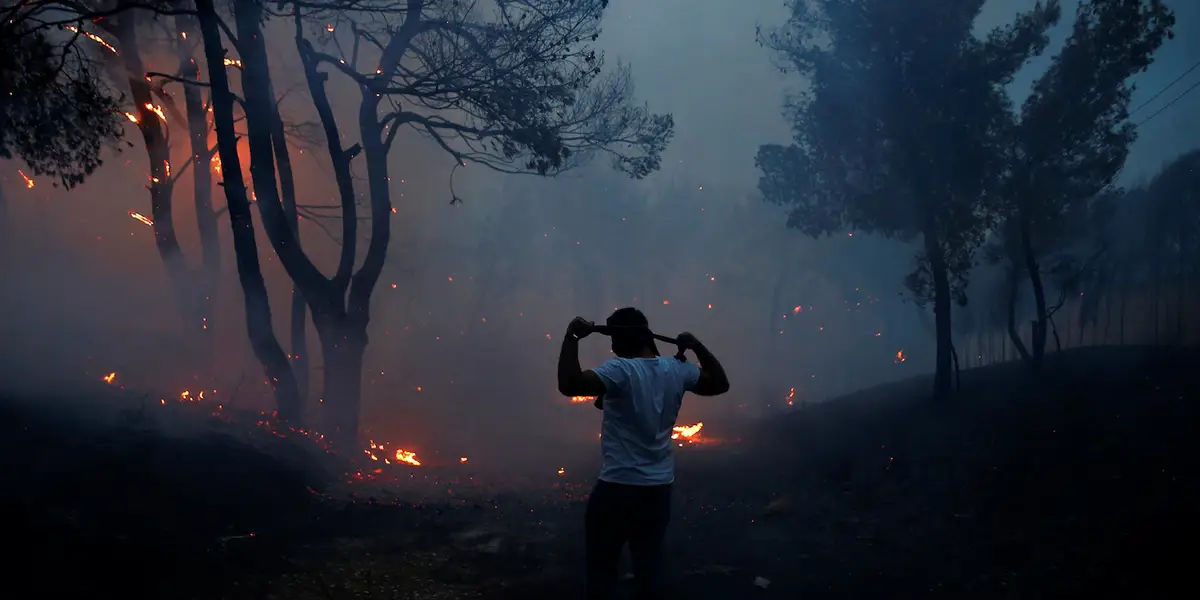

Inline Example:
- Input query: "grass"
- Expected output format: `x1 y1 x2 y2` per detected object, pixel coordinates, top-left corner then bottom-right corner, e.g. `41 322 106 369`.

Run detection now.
3 344 1197 599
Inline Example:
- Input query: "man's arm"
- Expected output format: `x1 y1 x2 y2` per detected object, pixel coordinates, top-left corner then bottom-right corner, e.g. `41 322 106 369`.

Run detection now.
685 338 730 396
557 334 607 397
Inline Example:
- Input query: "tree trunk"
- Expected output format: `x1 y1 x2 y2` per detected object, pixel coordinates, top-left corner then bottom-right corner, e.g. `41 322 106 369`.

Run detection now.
198 0 302 423
178 14 219 361
315 318 367 445
1020 217 1048 371
1113 282 1123 348
924 226 952 401
1005 263 1032 362
115 13 195 328
0 178 7 237
267 81 309 402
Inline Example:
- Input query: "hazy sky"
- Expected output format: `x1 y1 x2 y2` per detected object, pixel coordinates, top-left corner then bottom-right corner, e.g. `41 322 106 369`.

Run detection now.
592 0 1199 191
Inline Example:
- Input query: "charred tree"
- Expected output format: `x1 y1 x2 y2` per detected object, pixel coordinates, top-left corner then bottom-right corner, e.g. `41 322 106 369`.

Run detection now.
195 0 303 423
218 0 672 446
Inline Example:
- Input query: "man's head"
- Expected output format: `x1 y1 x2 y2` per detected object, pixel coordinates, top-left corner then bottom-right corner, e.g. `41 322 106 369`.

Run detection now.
606 307 658 358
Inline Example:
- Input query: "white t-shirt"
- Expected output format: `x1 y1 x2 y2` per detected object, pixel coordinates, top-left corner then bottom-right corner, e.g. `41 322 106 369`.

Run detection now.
591 356 701 486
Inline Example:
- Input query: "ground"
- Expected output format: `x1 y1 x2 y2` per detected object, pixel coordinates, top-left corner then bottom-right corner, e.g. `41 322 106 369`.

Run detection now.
3 345 1197 599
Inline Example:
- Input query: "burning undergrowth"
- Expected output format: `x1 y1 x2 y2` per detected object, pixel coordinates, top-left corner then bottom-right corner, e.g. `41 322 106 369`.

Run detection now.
79 371 722 506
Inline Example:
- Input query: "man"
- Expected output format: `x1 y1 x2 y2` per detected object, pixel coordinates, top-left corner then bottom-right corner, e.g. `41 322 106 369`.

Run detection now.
557 307 730 600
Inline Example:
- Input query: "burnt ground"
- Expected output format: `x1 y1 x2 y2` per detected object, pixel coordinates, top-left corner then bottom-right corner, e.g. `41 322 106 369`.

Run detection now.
2 344 1198 599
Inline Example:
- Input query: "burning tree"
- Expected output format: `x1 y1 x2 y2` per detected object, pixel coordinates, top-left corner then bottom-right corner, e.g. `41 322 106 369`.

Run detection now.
1 2 125 188
199 0 672 444
755 0 1058 400
993 0 1174 372
77 7 229 349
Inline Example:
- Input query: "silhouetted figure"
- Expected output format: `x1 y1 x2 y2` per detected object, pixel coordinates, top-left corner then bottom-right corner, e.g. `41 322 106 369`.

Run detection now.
558 307 730 600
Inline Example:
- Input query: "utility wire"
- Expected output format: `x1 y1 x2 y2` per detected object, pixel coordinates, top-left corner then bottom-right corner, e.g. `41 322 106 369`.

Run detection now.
1129 57 1200 117
1135 77 1200 127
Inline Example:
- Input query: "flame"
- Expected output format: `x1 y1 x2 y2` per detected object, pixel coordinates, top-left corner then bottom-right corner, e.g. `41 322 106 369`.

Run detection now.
17 169 34 188
365 441 421 466
144 103 167 123
671 422 703 440
102 372 116 384
129 212 154 226
570 396 596 403
211 153 222 175
65 25 118 54
894 349 907 364
124 112 139 123
163 160 171 178
223 58 243 68
459 457 469 463
326 24 336 32
557 467 565 476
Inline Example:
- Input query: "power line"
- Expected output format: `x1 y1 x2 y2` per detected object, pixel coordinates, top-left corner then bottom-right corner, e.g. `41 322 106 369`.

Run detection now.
1135 76 1200 127
1129 57 1200 117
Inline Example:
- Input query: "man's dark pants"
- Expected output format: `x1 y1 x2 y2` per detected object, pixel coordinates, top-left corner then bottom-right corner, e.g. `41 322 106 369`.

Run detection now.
585 479 673 600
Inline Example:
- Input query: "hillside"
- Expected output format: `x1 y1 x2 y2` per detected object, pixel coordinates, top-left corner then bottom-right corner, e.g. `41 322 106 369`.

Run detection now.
2 345 1197 599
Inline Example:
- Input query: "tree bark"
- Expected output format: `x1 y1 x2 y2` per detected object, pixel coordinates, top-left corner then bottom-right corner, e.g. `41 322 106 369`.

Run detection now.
1019 214 1048 371
924 225 953 401
266 76 309 402
198 0 302 423
1005 263 1032 362
115 13 196 327
177 14 220 359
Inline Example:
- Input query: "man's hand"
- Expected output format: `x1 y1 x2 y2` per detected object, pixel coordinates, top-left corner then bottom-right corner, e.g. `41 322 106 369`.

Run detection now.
566 317 595 340
676 332 699 351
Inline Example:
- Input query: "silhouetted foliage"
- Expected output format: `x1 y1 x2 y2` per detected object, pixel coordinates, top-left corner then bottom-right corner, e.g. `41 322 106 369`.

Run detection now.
995 0 1174 370
0 6 125 188
755 0 1059 399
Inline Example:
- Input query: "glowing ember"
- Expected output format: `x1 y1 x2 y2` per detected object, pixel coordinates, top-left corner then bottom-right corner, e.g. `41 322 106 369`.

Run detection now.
211 153 222 175
223 58 243 68
570 396 596 403
102 372 116 384
786 387 796 406
671 422 703 441
17 169 34 189
557 467 565 476
326 24 336 32
144 103 167 123
65 25 118 54
365 441 421 466
894 349 907 364
124 112 139 123
459 457 469 463
129 212 154 226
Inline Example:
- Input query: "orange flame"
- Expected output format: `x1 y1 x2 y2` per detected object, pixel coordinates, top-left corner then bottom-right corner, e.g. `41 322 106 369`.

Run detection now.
671 422 703 440
17 169 34 189
129 212 154 227
102 372 116 384
570 396 596 403
223 58 243 68
65 25 118 54
365 441 421 466
144 103 167 123
124 112 139 123
894 349 907 364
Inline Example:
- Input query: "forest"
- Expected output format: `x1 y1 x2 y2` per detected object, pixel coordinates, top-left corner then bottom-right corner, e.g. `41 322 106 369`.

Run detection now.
2 0 1198 598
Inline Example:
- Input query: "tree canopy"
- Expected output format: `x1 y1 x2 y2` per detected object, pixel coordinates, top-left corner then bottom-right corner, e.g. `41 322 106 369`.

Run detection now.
1 4 125 188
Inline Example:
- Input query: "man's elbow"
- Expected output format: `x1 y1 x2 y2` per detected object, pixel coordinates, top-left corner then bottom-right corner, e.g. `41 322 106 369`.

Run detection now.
557 376 581 397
